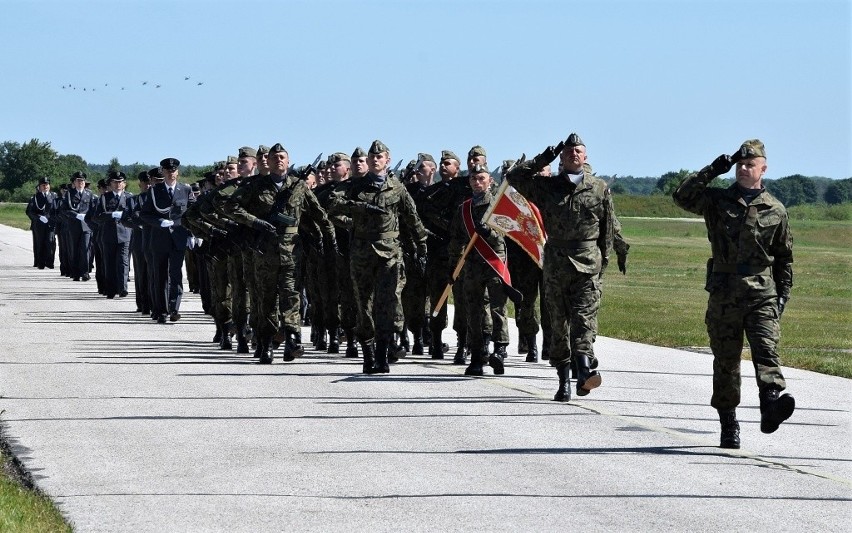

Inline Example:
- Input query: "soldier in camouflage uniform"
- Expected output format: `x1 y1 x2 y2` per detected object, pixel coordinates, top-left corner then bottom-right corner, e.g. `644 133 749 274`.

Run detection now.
448 164 511 376
673 139 795 449
327 140 427 374
506 133 612 401
224 143 337 364
419 150 472 362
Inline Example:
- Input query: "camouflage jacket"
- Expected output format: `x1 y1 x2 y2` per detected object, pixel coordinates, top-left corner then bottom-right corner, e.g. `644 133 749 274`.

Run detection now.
418 177 472 246
448 190 506 270
506 164 614 275
673 168 793 298
327 173 426 260
224 173 335 249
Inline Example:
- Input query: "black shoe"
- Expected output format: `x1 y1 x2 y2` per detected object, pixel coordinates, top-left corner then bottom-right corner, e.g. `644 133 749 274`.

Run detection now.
345 341 359 358
219 336 233 350
719 409 741 449
412 338 424 356
282 333 304 362
361 340 377 374
73 277 80 282
328 337 340 354
430 339 445 360
464 352 484 376
553 365 571 402
236 335 250 354
258 338 273 365
169 312 181 322
82 273 90 281
453 332 468 365
106 294 115 299
119 291 128 298
518 336 528 354
760 388 795 434
213 327 222 344
525 335 539 363
156 315 166 324
373 337 390 373
494 342 508 361
575 355 601 397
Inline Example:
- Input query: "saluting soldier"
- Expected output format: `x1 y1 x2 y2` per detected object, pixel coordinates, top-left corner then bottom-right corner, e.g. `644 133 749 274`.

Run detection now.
140 158 196 324
327 140 427 374
673 139 795 450
506 133 613 401
59 171 97 282
223 143 337 364
93 171 133 299
25 177 58 270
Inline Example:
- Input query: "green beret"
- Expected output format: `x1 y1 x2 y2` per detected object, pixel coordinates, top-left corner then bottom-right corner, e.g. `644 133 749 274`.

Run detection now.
316 160 327 170
566 133 584 147
418 153 435 164
226 156 239 164
739 139 766 159
214 161 226 171
351 146 367 158
331 152 350 163
257 145 270 155
269 143 287 154
238 146 257 158
470 163 490 175
440 150 460 162
468 145 486 158
369 139 389 154
204 171 218 182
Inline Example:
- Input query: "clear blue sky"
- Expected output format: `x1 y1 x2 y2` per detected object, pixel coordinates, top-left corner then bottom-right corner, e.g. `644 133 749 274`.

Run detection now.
3 0 850 179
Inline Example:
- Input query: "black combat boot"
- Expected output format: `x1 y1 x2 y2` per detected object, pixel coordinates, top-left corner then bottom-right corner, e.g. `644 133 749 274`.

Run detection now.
489 337 505 375
518 335 528 354
759 387 795 434
398 332 410 355
422 326 433 349
236 329 250 354
718 409 740 449
464 348 485 376
282 332 304 362
374 336 390 374
453 332 468 365
553 364 571 402
574 354 602 396
213 325 222 344
345 330 359 358
411 329 424 355
361 339 377 374
220 321 234 350
327 329 340 354
258 336 274 365
315 329 327 351
525 335 539 363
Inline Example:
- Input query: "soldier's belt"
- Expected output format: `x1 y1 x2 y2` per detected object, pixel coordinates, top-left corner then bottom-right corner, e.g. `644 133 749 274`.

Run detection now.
353 230 399 241
546 237 597 249
277 227 299 234
713 263 771 276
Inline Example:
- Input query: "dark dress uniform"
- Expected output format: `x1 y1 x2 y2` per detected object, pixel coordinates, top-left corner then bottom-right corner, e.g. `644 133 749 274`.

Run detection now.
58 181 97 281
93 185 133 298
127 182 152 314
25 182 58 269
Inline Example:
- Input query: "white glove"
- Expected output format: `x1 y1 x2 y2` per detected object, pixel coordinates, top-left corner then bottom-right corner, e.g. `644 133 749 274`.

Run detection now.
111 211 123 219
160 219 175 228
75 213 86 221
39 215 48 224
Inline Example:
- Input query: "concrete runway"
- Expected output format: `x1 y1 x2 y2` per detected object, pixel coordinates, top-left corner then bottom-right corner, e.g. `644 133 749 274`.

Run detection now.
1 223 849 532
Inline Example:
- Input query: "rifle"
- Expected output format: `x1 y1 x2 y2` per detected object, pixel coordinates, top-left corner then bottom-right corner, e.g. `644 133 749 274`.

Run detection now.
387 160 404 179
401 159 424 183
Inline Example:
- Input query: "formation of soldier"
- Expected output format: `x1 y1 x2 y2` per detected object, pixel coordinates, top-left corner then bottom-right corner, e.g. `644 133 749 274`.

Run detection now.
24 135 795 449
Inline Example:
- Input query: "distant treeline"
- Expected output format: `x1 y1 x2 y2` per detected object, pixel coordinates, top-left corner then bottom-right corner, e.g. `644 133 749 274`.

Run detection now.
1 138 850 206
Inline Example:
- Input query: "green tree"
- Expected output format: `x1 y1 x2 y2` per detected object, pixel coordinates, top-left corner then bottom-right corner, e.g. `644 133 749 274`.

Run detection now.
655 169 692 195
824 178 852 204
107 157 121 173
0 139 58 191
55 153 88 183
766 174 818 206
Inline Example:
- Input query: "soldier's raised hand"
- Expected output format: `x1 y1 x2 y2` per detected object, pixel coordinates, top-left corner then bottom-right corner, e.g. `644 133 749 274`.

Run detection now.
709 154 733 176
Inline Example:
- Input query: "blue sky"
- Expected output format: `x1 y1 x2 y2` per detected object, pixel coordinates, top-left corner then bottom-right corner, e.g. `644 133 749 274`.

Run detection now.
3 0 850 179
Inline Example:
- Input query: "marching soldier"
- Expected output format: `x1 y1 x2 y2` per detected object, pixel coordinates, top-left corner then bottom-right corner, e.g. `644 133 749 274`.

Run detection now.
93 171 133 299
25 177 58 270
59 171 97 282
327 140 427 374
506 133 613 401
673 139 795 449
128 171 152 314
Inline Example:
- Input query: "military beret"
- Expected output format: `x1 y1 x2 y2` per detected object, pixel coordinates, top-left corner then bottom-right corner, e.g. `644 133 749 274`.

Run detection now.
269 143 288 154
257 144 270 155
106 170 126 183
190 183 200 192
203 171 218 183
369 139 389 154
160 157 180 169
226 156 239 164
214 161 226 171
566 133 584 147
468 145 486 158
97 179 107 188
316 160 327 170
418 153 435 164
351 146 367 158
38 176 50 185
330 152 350 163
441 150 460 162
471 163 490 174
137 171 150 183
72 170 87 181
238 146 258 158
147 167 164 180
59 184 68 190
738 139 766 159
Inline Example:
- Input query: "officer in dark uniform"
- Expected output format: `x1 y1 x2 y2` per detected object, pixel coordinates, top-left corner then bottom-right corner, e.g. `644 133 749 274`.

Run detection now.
128 171 152 314
25 177 58 269
59 171 97 281
140 158 196 323
93 171 133 299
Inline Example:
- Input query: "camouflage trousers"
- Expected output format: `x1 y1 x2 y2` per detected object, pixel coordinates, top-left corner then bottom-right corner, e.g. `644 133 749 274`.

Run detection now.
229 251 249 330
462 259 508 352
242 250 257 333
402 256 428 333
544 254 601 368
351 248 404 341
509 257 548 337
209 252 232 325
706 291 786 410
254 239 299 337
337 251 357 331
309 247 340 334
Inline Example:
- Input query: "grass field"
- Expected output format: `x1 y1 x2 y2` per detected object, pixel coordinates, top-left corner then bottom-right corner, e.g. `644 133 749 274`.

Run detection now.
0 448 71 532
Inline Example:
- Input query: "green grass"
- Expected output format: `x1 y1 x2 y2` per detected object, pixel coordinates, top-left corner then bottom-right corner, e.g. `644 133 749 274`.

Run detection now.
0 449 72 532
0 203 29 231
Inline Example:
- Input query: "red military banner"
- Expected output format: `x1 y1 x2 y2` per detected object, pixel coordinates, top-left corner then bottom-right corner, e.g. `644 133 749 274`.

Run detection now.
484 180 547 268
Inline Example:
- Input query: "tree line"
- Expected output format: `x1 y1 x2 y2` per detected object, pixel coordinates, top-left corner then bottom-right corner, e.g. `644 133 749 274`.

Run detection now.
2 138 850 206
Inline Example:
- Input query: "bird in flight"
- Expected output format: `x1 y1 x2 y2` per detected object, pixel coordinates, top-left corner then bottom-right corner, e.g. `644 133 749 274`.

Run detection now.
142 81 148 85
155 84 161 88
185 76 190 80
197 82 203 86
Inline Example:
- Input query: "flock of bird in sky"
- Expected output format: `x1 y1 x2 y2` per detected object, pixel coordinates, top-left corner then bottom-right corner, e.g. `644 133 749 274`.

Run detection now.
60 76 204 92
